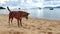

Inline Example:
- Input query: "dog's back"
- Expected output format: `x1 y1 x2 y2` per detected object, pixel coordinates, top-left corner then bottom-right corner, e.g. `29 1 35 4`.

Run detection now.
19 11 29 16
9 11 29 19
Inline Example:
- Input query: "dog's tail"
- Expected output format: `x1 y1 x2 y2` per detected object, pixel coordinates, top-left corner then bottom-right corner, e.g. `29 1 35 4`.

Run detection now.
7 6 11 12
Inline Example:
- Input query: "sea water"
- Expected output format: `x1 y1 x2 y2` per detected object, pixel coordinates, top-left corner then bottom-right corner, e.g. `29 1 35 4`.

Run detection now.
0 8 60 20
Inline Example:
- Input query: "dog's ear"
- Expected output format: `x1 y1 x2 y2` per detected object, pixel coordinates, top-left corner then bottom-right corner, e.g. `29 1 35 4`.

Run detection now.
28 13 30 15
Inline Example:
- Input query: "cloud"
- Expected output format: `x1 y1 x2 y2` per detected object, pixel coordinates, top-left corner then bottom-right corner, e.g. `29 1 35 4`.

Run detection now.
0 0 60 8
0 0 43 8
0 0 6 4
43 0 60 7
44 0 60 1
10 0 18 1
20 0 43 7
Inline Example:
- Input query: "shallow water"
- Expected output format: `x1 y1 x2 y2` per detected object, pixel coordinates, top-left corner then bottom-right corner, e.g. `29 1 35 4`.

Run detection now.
0 8 60 20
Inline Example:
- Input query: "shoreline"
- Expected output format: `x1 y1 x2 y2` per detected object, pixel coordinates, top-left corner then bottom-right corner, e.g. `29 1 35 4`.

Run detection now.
0 14 60 21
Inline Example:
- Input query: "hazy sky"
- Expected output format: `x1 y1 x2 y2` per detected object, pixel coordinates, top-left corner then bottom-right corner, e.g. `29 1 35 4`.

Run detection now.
0 0 60 8
43 0 60 7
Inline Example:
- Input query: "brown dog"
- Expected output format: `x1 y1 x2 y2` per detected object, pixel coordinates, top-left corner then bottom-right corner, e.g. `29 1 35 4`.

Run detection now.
7 6 29 27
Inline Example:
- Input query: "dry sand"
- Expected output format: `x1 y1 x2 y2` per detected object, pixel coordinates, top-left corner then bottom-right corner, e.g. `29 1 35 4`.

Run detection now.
0 14 60 34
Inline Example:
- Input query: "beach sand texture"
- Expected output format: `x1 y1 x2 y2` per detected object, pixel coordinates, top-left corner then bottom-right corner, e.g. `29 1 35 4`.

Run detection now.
0 14 60 34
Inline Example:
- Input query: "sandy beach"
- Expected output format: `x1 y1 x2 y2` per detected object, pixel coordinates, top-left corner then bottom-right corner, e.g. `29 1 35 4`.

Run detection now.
0 14 60 34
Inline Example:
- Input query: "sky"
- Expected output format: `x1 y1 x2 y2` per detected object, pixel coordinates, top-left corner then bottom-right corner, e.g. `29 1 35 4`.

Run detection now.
44 0 60 7
0 0 60 8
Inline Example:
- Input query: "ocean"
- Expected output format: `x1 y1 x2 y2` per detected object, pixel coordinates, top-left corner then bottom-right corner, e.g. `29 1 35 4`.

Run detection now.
0 8 60 20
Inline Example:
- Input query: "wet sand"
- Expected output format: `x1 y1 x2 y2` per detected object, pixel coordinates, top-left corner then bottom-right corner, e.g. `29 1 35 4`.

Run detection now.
0 14 60 34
